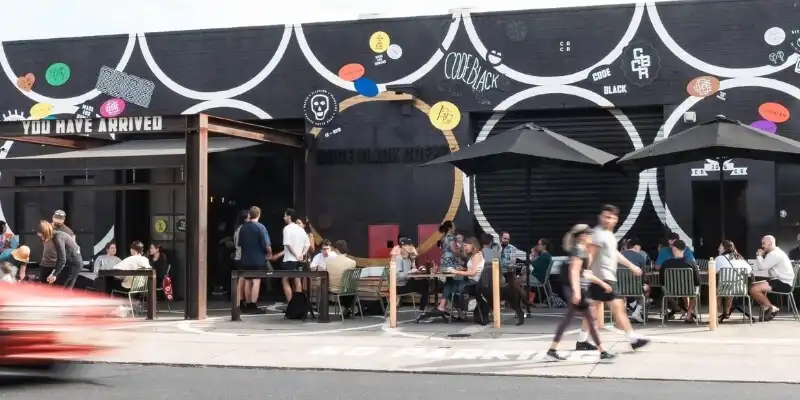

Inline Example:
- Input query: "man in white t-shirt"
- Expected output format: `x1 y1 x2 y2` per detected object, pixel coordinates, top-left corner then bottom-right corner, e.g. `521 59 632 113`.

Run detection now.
310 239 336 271
109 241 152 290
751 235 796 321
276 208 309 302
587 204 649 351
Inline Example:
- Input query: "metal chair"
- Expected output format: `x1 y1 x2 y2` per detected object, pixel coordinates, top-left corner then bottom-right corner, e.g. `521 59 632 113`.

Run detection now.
765 264 800 322
660 268 701 327
617 268 648 325
331 268 363 322
697 259 709 286
716 267 752 325
529 259 554 308
372 267 420 318
111 275 150 319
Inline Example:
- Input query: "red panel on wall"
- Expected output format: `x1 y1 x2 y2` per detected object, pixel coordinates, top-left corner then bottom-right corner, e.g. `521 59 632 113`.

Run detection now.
368 224 399 259
417 224 442 266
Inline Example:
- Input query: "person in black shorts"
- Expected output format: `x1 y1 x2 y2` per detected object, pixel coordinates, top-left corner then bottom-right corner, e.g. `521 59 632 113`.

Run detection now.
236 206 272 314
546 224 615 362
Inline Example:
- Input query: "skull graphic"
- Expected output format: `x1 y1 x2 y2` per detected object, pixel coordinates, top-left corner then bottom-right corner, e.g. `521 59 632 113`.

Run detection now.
310 94 330 121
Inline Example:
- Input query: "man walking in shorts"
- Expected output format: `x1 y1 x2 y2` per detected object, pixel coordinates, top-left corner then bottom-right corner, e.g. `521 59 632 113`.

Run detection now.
237 206 272 314
587 204 650 350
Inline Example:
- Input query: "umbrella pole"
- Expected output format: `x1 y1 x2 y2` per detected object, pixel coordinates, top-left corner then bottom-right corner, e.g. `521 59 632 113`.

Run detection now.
525 164 532 313
718 157 726 241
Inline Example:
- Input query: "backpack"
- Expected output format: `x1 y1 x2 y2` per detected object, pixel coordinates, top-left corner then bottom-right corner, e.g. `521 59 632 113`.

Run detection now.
284 292 314 320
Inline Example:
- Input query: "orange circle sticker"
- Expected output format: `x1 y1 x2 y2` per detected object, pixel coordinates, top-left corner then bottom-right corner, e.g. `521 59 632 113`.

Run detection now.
758 102 790 123
686 76 720 98
338 63 365 82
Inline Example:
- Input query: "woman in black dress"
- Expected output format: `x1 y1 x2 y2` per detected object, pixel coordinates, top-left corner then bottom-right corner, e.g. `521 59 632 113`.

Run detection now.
546 224 614 361
148 244 168 285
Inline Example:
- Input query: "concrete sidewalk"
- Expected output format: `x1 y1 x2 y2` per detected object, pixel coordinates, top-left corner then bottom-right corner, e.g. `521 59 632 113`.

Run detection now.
87 308 800 383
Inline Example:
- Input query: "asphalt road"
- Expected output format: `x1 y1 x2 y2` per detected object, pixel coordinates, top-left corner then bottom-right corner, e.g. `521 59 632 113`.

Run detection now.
0 364 795 399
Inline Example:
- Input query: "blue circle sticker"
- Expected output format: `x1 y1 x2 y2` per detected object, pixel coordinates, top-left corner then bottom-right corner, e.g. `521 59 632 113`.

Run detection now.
354 77 379 97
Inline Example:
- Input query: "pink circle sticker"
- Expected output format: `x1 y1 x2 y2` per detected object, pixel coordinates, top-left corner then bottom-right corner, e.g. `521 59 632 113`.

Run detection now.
100 98 126 118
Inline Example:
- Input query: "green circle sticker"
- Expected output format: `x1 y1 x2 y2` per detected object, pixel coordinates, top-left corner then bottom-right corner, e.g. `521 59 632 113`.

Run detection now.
45 63 70 86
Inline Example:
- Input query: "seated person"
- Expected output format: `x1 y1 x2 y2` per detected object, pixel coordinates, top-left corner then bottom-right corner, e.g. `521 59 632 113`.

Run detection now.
621 239 651 323
391 238 431 317
101 241 152 293
94 242 122 271
659 240 701 323
750 235 795 321
435 237 485 314
655 232 695 269
715 240 751 321
325 240 358 318
528 238 552 303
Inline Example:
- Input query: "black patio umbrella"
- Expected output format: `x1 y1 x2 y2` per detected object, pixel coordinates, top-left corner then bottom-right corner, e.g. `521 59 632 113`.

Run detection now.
618 115 800 238
422 123 618 175
421 123 617 293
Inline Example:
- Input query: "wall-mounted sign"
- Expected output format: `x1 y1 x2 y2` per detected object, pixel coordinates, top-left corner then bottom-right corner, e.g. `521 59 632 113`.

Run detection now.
21 116 163 136
100 98 126 118
16 73 35 92
758 102 790 123
154 219 168 233
690 159 747 177
316 145 450 165
45 62 71 86
369 31 390 53
303 89 338 127
620 41 661 87
429 101 461 130
151 215 174 241
559 40 571 52
95 66 155 108
589 66 612 84
443 52 500 93
764 27 786 46
175 217 186 233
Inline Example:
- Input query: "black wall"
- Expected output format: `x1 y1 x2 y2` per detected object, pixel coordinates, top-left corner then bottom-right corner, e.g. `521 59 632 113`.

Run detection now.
0 0 799 266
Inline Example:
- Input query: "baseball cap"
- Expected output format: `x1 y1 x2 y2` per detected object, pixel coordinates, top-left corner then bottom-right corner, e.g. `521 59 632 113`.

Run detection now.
399 237 414 246
53 210 66 218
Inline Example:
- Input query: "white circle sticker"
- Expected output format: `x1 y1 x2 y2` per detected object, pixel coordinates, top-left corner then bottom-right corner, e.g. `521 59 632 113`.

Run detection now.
764 27 786 46
387 44 403 60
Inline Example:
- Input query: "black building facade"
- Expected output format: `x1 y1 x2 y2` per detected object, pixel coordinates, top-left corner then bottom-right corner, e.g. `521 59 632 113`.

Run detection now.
0 0 799 294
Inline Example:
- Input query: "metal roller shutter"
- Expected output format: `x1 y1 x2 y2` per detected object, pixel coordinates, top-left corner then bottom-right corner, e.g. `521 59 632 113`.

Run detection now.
471 107 665 256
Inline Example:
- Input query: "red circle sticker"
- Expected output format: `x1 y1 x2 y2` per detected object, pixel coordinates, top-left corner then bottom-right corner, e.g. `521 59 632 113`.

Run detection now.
758 102 790 123
338 63 365 82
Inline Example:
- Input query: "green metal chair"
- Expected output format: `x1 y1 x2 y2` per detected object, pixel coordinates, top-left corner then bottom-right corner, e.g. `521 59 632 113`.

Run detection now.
529 259 554 308
765 263 800 322
716 267 751 325
617 268 648 325
111 275 150 319
697 259 709 286
660 268 701 327
366 267 420 318
332 268 363 322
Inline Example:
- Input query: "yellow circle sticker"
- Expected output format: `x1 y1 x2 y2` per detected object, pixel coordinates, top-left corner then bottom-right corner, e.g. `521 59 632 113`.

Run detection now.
429 101 461 130
29 102 53 120
369 31 390 53
154 219 167 233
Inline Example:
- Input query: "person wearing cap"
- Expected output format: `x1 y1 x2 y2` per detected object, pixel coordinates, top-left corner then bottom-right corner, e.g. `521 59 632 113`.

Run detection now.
393 237 432 319
788 234 800 261
40 210 76 280
51 210 75 238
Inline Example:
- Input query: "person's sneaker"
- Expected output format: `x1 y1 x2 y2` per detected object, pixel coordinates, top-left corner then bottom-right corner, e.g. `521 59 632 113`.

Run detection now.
576 341 597 351
250 304 267 314
599 351 617 362
416 313 432 323
630 338 650 350
545 349 567 361
630 305 645 324
239 300 247 311
467 299 477 312
212 287 228 296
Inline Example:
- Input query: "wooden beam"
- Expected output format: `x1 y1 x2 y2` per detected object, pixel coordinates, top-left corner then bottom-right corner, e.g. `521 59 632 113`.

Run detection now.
0 183 183 193
381 92 414 102
0 136 115 149
204 114 305 148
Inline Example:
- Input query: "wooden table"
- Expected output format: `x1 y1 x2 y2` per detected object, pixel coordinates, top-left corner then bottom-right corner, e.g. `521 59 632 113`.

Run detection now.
408 273 456 305
231 270 330 322
96 269 157 320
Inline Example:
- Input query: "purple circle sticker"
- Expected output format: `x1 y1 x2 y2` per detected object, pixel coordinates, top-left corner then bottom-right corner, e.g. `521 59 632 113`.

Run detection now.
751 119 777 134
100 98 126 118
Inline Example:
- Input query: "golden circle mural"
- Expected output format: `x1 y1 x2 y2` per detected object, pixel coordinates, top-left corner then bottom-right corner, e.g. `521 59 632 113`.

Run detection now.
310 91 463 266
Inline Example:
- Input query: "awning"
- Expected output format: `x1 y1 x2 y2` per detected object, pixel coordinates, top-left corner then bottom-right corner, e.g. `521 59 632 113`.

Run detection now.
0 137 259 171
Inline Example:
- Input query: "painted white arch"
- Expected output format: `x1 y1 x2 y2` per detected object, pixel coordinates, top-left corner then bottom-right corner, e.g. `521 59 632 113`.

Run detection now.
646 1 799 77
293 14 461 92
137 26 293 101
467 85 648 241
0 34 137 106
461 3 645 86
651 77 800 247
